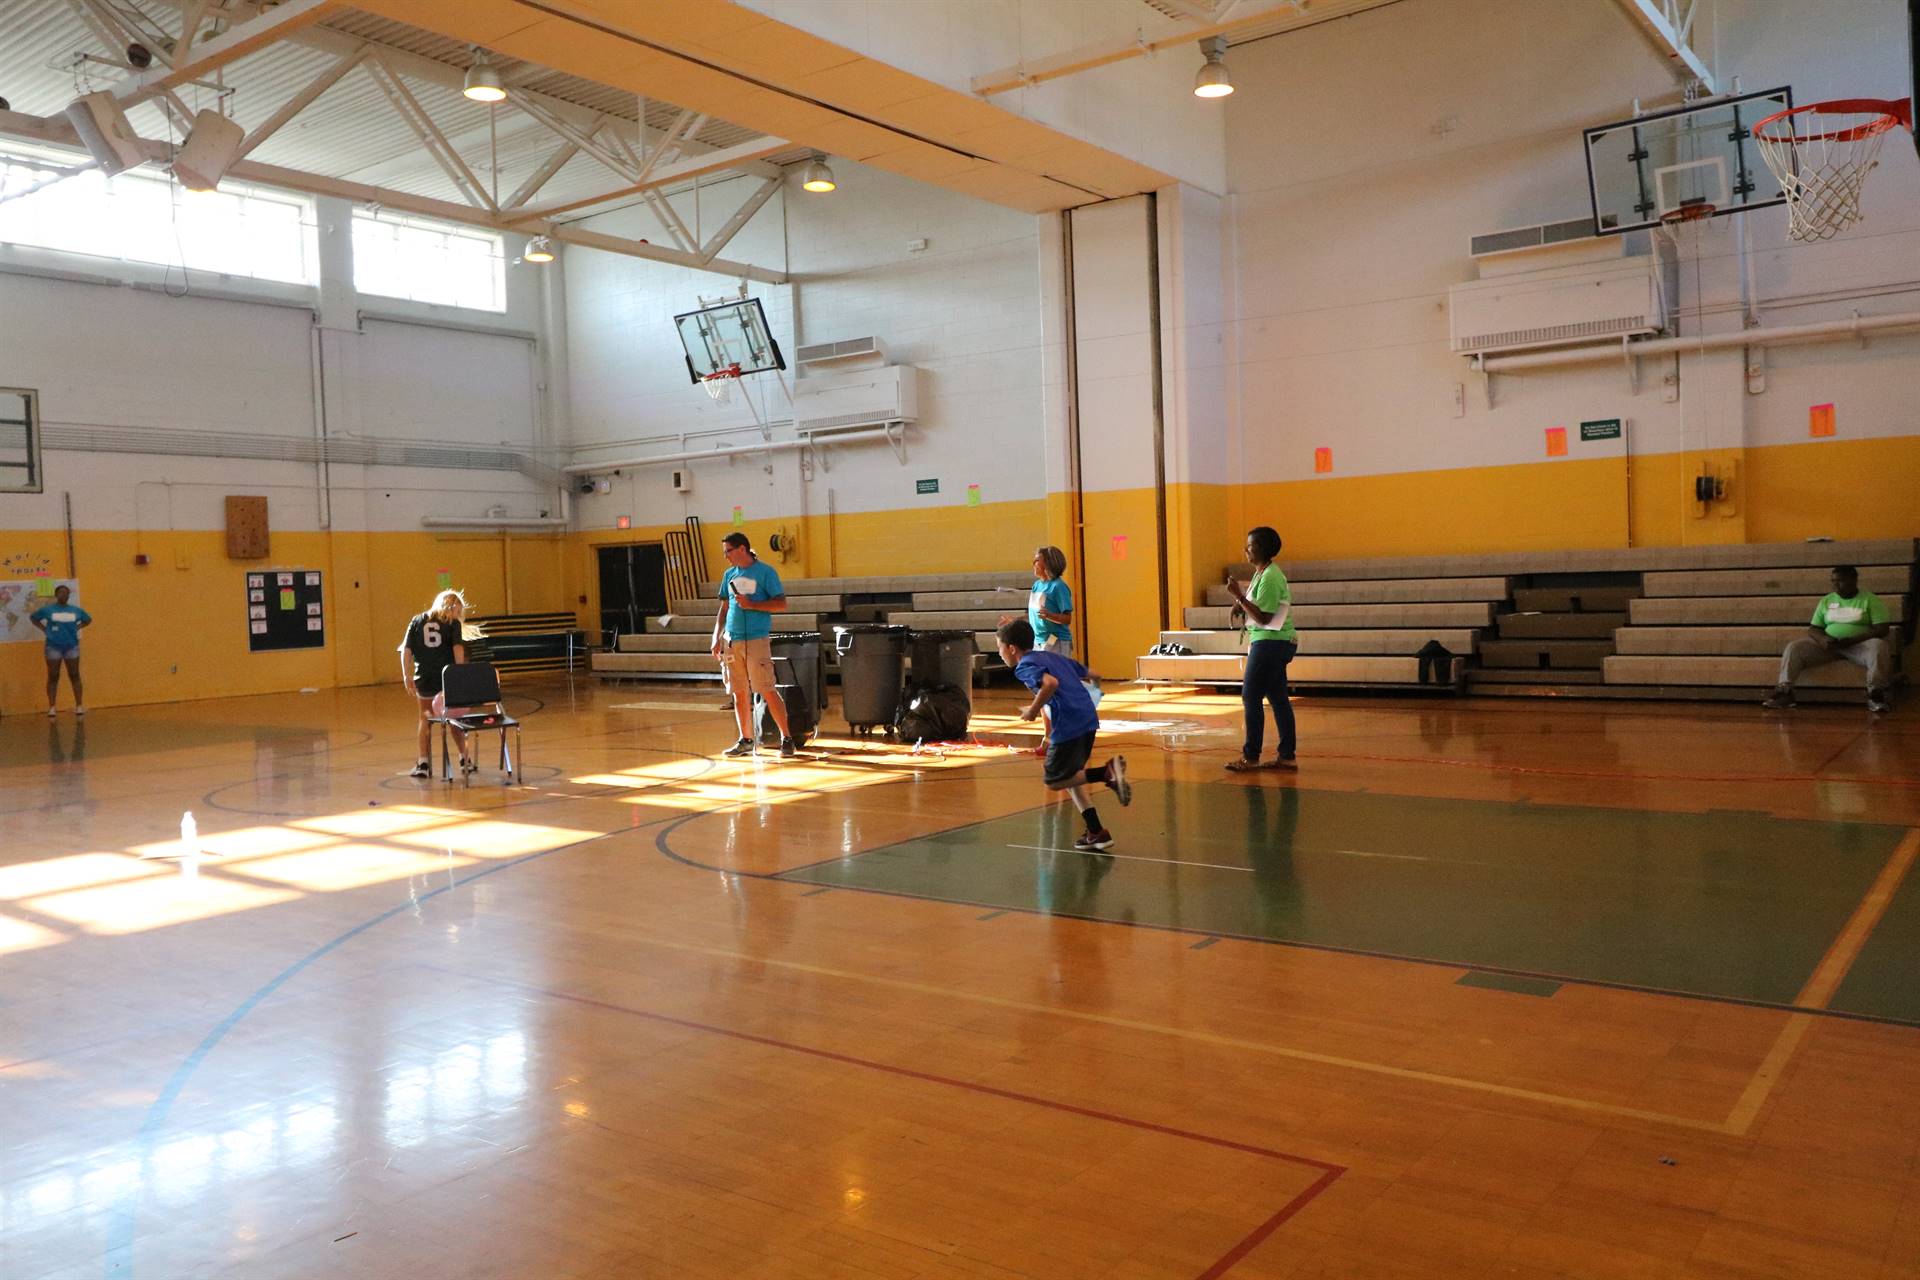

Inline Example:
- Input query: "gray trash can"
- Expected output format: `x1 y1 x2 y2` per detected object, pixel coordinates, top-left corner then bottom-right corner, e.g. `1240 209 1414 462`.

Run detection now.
908 629 977 707
833 623 909 736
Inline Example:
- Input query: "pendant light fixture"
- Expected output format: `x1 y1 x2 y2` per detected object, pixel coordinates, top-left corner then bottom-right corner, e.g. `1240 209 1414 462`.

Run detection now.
799 157 837 193
1193 37 1234 98
463 47 506 103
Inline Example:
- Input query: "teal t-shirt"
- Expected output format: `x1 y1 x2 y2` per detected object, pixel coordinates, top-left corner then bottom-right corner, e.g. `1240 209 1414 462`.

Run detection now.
32 601 90 648
719 560 784 641
1245 565 1295 643
1812 590 1888 641
1028 577 1073 647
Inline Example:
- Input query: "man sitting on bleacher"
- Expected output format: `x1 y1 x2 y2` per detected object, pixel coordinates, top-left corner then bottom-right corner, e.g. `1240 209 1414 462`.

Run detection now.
1762 565 1894 714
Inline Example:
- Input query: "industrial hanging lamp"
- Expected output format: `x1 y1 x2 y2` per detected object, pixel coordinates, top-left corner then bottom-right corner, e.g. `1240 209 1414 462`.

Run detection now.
463 47 506 103
799 156 837 192
1193 37 1234 98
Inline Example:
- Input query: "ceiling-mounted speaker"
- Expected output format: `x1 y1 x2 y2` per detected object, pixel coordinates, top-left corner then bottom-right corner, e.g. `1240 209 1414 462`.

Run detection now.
173 109 244 191
63 91 145 176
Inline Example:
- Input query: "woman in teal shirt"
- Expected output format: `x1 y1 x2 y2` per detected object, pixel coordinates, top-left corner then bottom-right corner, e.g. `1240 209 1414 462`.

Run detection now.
1224 526 1296 771
1028 545 1074 653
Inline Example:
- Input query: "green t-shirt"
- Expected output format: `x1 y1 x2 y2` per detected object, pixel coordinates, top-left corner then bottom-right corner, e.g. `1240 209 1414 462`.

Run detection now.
1246 565 1295 643
1812 590 1889 641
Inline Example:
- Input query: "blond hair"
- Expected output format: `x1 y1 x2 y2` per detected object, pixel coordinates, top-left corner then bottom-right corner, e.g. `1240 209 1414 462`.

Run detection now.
429 588 486 641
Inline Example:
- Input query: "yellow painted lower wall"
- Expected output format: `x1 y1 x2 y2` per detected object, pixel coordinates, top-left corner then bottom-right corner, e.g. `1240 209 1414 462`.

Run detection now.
0 529 569 716
6 435 1911 710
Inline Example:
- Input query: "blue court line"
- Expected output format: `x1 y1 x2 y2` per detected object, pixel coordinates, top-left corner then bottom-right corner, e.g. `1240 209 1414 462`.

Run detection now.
101 819 665 1277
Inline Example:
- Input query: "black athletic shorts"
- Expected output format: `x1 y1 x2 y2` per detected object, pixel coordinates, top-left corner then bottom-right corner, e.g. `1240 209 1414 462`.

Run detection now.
1042 731 1096 788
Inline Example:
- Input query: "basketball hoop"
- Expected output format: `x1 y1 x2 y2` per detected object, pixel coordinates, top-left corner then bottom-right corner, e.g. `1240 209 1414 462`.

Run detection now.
701 362 742 406
1656 198 1718 254
1753 97 1913 242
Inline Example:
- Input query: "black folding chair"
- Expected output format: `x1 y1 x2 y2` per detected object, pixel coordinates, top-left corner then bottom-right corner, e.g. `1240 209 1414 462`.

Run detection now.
431 663 522 786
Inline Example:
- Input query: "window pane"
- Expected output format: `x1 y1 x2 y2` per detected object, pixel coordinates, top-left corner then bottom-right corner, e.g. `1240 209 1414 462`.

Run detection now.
351 211 506 313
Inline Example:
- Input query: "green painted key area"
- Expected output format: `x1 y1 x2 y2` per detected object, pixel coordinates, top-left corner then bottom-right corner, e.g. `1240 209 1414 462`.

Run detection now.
780 781 1915 1020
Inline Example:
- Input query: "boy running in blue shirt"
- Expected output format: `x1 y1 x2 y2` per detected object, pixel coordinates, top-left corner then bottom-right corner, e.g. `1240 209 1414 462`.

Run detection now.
996 618 1130 851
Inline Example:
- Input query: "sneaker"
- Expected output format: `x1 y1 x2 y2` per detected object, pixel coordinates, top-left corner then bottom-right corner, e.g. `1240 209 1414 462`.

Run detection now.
1867 690 1892 714
1269 755 1298 770
74 706 85 718
1761 688 1796 710
409 761 431 779
1106 755 1132 807
1074 829 1115 852
46 707 56 718
722 737 755 758
779 737 797 759
460 757 477 775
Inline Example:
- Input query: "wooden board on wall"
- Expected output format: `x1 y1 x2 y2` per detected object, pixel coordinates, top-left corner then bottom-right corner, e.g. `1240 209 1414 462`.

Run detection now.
226 496 269 560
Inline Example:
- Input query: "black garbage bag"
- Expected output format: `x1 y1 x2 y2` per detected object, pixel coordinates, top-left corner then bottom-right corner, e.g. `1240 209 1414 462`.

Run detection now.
895 683 971 743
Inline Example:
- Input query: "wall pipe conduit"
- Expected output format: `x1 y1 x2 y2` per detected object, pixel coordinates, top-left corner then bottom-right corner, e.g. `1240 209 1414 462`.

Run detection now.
560 425 900 475
1474 309 1920 373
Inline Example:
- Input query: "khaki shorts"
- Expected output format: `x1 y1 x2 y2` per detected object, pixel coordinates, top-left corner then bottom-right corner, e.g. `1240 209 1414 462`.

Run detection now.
723 636 778 695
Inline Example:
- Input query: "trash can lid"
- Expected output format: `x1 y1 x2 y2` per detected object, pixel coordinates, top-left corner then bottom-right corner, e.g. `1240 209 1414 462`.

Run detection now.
831 623 910 635
769 631 823 643
908 629 976 641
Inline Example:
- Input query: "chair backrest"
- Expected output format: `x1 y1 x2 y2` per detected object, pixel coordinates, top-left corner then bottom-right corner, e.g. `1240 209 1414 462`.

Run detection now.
442 662 502 706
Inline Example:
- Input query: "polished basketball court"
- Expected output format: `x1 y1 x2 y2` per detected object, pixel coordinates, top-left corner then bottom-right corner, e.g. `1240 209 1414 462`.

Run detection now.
4 683 1917 1278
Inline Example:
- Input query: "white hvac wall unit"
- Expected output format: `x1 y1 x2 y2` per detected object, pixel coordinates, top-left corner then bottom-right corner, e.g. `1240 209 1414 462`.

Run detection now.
792 364 919 432
796 336 888 368
1449 254 1667 356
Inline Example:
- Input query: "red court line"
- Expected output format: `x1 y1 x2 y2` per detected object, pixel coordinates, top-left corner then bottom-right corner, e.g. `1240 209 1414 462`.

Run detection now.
489 974 1347 1277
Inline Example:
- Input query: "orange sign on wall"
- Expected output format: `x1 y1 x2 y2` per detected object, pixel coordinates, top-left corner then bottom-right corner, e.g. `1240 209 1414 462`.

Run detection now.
1110 535 1128 561
1313 447 1332 474
1809 403 1836 437
1545 426 1568 457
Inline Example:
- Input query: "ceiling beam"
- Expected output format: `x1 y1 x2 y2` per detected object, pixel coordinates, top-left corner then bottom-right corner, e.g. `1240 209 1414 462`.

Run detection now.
115 0 350 107
502 135 792 224
1613 0 1718 92
0 108 787 284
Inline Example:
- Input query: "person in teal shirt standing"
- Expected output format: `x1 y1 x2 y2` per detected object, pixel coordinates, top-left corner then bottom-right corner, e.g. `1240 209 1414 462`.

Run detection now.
1028 545 1075 654
1224 526 1296 771
710 532 797 758
1763 565 1894 714
31 584 92 718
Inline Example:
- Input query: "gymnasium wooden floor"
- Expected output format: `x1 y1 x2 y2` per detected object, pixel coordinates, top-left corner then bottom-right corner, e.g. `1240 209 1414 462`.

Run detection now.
2 678 1917 1279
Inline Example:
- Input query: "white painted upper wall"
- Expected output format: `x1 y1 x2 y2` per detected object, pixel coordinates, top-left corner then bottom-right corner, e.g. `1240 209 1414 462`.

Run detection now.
564 162 1047 524
735 0 1230 194
1221 0 1920 488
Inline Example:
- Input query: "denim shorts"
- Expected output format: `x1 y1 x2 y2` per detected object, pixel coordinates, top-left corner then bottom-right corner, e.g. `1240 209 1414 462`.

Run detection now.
46 645 80 662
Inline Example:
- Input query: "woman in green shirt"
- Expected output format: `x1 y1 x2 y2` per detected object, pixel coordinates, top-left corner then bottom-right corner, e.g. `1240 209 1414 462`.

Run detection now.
1224 526 1297 771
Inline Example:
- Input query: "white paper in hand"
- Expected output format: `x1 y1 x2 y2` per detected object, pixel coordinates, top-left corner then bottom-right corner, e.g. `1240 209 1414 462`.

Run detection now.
730 577 756 598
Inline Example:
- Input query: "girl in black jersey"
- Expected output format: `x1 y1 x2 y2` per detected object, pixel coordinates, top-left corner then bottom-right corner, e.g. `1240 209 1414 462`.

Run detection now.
400 589 480 777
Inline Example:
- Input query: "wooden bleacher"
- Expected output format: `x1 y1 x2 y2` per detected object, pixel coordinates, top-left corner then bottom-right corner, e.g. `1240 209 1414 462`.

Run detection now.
1136 538 1916 702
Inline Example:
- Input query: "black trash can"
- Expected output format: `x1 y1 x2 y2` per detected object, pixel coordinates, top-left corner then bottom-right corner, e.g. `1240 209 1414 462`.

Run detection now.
753 631 826 748
832 623 909 736
908 629 978 705
769 631 826 719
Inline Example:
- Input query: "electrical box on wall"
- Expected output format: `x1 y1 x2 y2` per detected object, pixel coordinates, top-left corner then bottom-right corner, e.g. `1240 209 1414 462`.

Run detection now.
671 469 693 493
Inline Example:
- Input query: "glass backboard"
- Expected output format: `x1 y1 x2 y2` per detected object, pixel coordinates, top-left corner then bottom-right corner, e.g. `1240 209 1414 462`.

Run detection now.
0 388 41 493
1585 87 1792 234
673 298 785 383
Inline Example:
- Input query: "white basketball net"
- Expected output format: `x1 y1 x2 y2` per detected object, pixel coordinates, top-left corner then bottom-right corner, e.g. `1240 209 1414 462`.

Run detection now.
701 365 741 405
1754 99 1908 243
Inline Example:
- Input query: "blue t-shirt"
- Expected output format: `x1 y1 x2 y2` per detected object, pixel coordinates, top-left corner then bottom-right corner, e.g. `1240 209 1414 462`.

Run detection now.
718 560 785 641
32 601 90 649
1015 649 1098 742
1028 577 1073 647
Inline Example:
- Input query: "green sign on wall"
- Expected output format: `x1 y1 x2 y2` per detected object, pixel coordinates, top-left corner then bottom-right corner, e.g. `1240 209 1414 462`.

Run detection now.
1580 418 1623 442
916 478 939 495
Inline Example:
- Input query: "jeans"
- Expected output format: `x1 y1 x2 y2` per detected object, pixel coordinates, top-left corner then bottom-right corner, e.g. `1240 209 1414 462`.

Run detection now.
1242 638 1297 760
1777 636 1894 691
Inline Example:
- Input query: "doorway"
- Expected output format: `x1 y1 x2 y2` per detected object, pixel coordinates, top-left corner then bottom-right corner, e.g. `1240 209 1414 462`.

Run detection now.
597 543 668 643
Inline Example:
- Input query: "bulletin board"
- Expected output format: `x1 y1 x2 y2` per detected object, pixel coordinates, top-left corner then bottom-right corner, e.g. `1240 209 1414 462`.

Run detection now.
247 569 324 652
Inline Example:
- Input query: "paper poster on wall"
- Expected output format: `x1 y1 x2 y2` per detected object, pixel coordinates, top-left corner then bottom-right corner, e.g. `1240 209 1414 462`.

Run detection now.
306 617 322 631
965 484 981 507
248 574 264 589
1809 403 1836 437
276 573 293 586
1111 535 1128 561
1313 447 1333 474
304 572 320 586
0 578 80 644
249 589 264 603
1545 427 1568 457
279 589 296 610
249 605 266 619
436 570 452 590
731 506 744 529
251 621 267 635
306 603 321 615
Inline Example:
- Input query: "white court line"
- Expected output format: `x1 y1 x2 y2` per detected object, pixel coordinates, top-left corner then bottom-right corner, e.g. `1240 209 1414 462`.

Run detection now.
1002 844 1501 872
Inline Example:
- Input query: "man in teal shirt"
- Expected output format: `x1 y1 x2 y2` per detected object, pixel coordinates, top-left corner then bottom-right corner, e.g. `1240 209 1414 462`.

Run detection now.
1763 565 1894 714
710 532 798 757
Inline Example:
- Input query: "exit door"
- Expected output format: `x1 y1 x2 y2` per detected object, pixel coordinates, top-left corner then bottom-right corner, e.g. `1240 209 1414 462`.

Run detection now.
597 543 667 643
